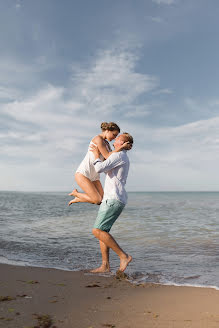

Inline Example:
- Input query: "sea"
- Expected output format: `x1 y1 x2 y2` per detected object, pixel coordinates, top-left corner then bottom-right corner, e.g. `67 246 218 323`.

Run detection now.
0 191 219 290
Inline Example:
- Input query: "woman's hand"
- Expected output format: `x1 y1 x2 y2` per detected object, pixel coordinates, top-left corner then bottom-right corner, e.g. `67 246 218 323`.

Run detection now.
90 144 101 159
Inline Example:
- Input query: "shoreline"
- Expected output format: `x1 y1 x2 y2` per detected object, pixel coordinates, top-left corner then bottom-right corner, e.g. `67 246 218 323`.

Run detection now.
1 259 219 292
1 263 219 328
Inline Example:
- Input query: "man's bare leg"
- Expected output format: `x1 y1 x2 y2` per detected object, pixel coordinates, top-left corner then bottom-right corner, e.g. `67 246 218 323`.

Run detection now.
92 228 132 272
90 241 110 273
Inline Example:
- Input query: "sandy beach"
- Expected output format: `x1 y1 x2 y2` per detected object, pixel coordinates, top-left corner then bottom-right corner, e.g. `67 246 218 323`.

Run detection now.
0 263 218 328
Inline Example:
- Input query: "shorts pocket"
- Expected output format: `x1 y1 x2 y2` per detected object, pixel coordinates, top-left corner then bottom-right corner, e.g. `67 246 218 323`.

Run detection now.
106 199 115 207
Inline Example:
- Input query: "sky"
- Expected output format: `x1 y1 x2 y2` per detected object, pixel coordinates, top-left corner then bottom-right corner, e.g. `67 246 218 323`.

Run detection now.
1 0 219 192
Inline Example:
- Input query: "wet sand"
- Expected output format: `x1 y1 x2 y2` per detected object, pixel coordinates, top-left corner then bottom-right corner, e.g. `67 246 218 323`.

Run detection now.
0 263 219 328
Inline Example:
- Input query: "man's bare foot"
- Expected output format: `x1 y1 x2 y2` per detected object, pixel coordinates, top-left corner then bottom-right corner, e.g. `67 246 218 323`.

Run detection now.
119 255 132 272
68 189 78 197
68 197 80 206
90 265 110 273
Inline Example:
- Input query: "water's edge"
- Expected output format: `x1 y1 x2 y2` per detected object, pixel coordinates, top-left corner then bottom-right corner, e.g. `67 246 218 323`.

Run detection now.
1 256 219 291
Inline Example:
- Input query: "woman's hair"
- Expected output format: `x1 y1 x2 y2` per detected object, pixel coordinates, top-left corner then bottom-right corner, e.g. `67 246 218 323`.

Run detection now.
101 122 120 132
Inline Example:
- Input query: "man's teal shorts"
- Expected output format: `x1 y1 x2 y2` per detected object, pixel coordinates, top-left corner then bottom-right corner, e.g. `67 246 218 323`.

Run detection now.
93 199 125 232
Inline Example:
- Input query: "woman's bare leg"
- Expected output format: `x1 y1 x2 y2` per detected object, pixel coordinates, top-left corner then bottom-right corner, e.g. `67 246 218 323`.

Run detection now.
69 173 102 205
68 197 81 205
93 180 104 199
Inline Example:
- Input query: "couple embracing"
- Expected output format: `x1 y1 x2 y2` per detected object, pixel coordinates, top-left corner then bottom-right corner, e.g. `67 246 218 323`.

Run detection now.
69 122 133 273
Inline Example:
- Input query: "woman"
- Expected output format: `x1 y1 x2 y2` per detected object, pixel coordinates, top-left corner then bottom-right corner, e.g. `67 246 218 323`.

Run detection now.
69 122 127 205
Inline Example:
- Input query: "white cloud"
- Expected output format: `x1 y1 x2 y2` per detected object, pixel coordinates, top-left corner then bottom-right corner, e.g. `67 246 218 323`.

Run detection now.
122 113 219 190
2 41 218 191
70 46 159 115
208 99 219 107
124 105 150 118
150 16 164 23
3 85 65 124
2 44 157 144
0 43 172 190
153 88 173 95
152 0 176 5
131 115 219 153
0 56 56 91
0 86 20 101
2 86 219 191
15 3 21 9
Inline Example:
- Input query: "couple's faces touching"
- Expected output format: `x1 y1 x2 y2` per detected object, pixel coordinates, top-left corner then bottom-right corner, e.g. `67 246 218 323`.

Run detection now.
105 130 119 142
105 130 128 148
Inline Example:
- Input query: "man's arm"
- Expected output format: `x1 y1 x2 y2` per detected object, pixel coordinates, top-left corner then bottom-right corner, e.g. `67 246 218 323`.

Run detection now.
94 154 125 173
91 144 125 173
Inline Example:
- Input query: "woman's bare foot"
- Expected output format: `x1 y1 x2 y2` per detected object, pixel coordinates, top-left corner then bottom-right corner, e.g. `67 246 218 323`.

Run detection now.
68 189 78 197
90 264 110 273
68 197 80 206
119 255 132 272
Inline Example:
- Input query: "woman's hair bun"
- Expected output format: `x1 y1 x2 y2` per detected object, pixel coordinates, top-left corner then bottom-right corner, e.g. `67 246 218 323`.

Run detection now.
101 122 120 132
101 122 109 130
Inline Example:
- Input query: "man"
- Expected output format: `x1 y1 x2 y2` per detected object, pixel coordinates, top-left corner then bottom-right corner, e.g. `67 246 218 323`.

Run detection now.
90 132 133 273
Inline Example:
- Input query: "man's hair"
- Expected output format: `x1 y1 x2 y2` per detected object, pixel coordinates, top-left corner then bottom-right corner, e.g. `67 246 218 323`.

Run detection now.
121 132 134 146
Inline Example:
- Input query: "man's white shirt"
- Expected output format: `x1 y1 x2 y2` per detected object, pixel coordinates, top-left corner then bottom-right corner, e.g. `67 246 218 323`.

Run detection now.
93 150 130 204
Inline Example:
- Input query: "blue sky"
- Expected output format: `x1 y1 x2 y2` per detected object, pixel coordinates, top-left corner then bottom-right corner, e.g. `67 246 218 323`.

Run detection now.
1 0 219 191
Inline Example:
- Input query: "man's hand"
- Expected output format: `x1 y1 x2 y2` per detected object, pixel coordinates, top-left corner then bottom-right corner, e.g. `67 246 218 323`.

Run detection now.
90 144 101 159
118 141 132 151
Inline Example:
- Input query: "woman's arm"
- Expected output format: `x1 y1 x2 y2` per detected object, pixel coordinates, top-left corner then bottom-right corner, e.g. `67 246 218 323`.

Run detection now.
92 136 112 159
92 136 129 160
